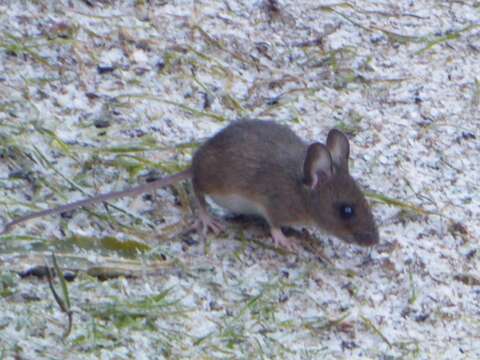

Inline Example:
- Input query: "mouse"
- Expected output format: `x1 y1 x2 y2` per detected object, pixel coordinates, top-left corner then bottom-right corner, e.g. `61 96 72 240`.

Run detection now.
1 120 379 249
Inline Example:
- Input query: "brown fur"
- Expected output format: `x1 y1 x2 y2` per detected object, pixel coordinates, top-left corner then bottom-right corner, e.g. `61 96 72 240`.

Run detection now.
192 121 311 227
192 120 378 246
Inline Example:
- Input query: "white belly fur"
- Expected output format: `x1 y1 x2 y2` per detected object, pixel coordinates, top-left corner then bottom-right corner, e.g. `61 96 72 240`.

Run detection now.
209 194 267 219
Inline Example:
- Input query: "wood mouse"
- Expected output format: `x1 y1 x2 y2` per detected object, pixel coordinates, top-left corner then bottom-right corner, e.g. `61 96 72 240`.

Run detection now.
1 120 379 249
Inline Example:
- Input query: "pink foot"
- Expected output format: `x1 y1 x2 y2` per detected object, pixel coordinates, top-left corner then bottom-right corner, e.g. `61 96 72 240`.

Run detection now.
193 209 225 237
271 228 296 251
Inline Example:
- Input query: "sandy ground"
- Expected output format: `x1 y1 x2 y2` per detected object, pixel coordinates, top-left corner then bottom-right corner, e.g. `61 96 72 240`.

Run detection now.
0 0 479 359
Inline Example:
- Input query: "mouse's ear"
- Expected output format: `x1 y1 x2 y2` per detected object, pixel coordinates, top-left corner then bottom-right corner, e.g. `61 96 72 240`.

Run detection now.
303 143 333 189
327 129 350 171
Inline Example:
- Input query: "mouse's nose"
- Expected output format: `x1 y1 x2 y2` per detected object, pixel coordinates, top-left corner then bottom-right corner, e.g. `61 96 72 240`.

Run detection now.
354 230 379 247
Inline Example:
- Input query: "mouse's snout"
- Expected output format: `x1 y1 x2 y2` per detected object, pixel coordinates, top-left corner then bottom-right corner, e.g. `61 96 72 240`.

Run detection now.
353 229 379 247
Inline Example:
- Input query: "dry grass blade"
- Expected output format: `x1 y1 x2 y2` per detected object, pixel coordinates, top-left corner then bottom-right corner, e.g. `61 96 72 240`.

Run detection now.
3 252 174 278
193 25 261 69
361 315 392 348
116 93 227 122
45 253 73 339
471 78 480 110
408 271 417 305
0 32 55 69
304 312 351 333
415 24 480 55
365 191 441 217
453 273 480 286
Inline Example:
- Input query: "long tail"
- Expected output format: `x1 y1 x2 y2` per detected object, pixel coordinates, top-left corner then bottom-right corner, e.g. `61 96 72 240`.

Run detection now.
1 168 192 234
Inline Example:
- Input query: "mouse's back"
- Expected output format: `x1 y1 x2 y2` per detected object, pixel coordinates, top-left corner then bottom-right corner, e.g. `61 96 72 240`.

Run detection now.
198 120 305 164
191 120 310 222
192 120 305 189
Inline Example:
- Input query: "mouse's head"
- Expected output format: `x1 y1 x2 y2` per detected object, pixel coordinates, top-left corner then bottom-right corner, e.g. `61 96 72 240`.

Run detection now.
303 129 379 247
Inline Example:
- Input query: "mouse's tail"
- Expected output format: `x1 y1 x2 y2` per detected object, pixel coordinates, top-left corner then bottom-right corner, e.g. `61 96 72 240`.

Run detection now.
1 168 193 235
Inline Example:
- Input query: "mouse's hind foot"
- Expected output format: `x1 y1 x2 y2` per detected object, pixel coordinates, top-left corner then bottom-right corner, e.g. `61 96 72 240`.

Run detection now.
193 208 225 237
271 227 297 251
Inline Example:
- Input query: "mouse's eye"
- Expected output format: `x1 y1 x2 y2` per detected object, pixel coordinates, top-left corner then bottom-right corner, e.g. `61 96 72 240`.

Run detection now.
339 204 355 220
